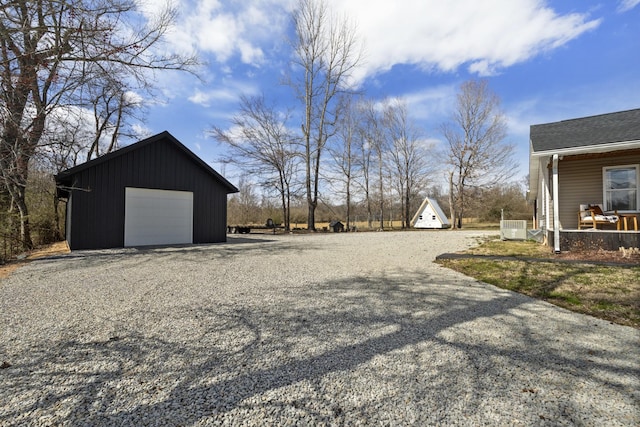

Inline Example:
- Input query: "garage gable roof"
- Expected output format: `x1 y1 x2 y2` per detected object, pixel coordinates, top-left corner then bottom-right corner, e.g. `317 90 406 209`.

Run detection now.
530 108 640 154
56 131 238 193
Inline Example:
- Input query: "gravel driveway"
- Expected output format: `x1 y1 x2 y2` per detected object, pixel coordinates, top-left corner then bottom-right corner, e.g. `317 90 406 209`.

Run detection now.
1 230 638 426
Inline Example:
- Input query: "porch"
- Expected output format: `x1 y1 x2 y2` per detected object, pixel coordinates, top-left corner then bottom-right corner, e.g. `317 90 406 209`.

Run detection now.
528 109 640 254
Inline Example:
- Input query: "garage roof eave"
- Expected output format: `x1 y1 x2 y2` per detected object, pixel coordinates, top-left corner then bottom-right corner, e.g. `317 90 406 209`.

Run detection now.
54 131 239 194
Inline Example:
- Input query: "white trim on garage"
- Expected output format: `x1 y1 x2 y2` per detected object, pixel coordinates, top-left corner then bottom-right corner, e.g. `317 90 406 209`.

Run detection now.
124 187 193 247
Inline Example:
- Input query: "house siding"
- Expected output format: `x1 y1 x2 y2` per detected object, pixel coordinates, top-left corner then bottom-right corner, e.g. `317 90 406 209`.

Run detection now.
557 153 640 229
62 136 233 250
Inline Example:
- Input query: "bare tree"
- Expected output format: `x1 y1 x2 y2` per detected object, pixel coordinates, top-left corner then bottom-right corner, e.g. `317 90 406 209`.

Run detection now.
0 0 196 250
355 121 373 229
383 98 433 229
227 176 260 226
85 73 145 161
441 79 515 228
289 0 361 231
356 99 388 230
328 95 361 230
212 95 298 231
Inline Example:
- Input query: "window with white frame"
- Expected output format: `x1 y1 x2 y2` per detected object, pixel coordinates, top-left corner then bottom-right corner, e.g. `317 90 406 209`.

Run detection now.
603 165 639 212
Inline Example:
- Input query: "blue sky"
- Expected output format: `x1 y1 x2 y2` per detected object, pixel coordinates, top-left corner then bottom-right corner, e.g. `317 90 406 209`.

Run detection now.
138 0 640 187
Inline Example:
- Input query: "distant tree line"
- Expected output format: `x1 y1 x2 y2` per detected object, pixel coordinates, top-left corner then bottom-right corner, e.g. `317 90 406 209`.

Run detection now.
226 176 530 229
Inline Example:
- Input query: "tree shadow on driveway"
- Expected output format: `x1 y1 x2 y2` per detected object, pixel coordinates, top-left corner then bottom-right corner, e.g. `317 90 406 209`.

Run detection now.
1 270 638 425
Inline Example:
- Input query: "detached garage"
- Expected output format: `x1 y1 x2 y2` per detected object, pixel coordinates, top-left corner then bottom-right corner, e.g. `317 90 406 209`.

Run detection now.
56 131 238 250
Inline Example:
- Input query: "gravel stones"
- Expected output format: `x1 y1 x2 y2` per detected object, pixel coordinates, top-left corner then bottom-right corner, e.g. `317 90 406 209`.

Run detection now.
1 231 638 426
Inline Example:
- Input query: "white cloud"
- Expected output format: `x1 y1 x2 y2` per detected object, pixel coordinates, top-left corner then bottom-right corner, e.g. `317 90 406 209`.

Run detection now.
188 80 259 107
618 0 640 12
132 123 153 140
157 0 292 66
124 91 144 105
401 85 458 123
327 0 601 81
141 0 601 82
189 89 235 106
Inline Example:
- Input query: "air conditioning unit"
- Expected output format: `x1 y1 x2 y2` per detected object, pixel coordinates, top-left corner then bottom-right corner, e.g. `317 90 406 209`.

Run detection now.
500 220 527 240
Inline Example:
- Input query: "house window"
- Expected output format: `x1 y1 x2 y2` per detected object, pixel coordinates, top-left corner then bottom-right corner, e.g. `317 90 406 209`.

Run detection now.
603 165 639 212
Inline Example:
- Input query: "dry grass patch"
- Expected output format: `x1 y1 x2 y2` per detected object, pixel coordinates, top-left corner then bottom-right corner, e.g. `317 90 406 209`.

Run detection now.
464 239 551 257
437 240 640 328
0 241 70 279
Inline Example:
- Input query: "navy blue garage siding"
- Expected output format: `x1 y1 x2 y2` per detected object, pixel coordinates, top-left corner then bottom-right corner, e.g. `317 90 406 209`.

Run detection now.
56 132 237 250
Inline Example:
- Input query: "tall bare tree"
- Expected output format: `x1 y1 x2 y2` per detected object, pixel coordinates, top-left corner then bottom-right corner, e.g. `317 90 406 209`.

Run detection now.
383 98 433 228
212 95 298 231
441 79 515 228
328 95 360 230
355 117 373 229
0 0 196 250
356 99 387 230
289 0 361 231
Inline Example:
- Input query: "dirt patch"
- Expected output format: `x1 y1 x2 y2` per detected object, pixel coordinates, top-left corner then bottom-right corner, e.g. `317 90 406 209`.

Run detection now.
464 238 640 266
0 241 70 279
554 248 640 265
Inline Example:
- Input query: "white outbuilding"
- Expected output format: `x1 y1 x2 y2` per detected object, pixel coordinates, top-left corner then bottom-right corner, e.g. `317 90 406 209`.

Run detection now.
411 197 451 229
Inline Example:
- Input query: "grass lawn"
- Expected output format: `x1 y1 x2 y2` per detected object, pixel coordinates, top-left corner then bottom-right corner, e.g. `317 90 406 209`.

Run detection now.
436 239 640 329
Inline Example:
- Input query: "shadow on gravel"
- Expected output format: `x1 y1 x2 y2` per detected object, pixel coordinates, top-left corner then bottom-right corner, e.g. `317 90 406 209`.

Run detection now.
1 271 638 425
28 237 315 271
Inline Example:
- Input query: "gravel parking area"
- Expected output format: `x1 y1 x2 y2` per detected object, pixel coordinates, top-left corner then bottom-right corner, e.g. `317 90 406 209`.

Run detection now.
1 230 639 426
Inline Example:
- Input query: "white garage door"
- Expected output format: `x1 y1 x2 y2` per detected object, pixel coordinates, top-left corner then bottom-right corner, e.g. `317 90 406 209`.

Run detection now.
124 188 193 247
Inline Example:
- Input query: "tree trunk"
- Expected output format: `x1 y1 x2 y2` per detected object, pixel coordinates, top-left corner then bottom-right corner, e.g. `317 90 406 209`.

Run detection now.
365 183 372 229
280 188 287 232
13 185 33 250
378 154 384 231
404 188 410 229
448 171 456 230
285 189 291 232
53 193 63 241
307 203 316 231
346 183 351 231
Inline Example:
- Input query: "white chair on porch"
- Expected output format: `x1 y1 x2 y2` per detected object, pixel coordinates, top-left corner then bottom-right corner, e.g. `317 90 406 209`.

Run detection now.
578 204 619 230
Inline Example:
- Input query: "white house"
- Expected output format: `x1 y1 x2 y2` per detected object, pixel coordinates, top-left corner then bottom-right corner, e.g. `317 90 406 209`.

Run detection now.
411 197 450 229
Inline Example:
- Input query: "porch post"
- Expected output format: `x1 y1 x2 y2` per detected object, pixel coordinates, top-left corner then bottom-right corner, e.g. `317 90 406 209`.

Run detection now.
544 176 550 231
552 154 560 253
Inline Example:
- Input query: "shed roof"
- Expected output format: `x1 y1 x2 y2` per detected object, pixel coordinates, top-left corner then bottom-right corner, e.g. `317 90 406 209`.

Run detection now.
530 108 640 153
410 197 450 227
56 131 238 193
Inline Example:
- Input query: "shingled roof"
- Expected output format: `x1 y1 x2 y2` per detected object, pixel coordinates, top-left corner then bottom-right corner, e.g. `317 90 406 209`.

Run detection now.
530 108 640 153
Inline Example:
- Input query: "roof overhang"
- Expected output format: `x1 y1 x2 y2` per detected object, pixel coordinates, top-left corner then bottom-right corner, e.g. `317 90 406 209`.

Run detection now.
528 139 640 201
532 139 640 158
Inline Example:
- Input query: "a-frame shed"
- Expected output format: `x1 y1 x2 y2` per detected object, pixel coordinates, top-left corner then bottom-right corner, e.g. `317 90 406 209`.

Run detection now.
411 197 451 229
